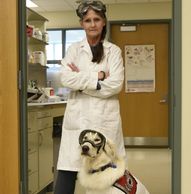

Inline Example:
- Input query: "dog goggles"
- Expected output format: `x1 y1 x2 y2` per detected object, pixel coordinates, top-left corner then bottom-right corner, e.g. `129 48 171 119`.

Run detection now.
76 0 106 18
79 129 106 148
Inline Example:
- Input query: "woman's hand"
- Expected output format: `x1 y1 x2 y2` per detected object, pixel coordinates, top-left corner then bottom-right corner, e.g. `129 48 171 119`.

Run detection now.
67 63 79 72
98 71 109 81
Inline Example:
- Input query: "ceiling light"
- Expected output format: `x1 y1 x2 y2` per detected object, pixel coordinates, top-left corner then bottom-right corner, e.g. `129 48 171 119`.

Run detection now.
26 0 38 8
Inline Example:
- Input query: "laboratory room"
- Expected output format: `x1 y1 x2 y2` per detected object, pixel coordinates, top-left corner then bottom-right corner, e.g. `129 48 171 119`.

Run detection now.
17 0 175 194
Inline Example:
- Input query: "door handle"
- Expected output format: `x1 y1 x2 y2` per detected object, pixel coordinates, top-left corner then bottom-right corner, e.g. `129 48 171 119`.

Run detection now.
159 95 168 104
159 99 167 103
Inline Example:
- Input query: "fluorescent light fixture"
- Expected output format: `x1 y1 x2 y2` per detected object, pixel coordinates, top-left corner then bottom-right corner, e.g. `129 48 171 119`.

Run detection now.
26 0 38 8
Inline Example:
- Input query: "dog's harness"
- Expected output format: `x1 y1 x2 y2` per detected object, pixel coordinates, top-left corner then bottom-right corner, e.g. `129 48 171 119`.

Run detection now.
89 162 117 174
113 170 137 194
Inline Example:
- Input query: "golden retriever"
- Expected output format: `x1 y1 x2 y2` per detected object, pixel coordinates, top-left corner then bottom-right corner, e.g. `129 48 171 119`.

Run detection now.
78 129 150 194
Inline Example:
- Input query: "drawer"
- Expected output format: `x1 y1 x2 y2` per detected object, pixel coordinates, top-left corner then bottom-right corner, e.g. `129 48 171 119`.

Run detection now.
28 111 37 132
37 110 51 118
51 105 65 117
28 152 38 175
37 117 52 129
28 172 38 194
28 132 38 153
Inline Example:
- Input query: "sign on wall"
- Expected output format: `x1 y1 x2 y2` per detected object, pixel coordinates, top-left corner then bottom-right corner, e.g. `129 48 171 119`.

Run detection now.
125 44 156 93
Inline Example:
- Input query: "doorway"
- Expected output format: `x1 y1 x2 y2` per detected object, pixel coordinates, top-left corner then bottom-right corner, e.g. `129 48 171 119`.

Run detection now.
17 2 182 194
110 21 171 147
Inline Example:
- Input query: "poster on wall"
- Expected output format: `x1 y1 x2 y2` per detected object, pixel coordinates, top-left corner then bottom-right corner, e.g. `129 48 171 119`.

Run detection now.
125 44 155 93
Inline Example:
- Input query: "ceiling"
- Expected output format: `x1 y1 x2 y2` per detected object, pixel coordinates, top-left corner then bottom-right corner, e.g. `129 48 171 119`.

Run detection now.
31 0 172 12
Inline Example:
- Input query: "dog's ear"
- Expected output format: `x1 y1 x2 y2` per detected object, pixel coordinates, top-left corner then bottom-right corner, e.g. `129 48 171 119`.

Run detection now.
103 139 116 159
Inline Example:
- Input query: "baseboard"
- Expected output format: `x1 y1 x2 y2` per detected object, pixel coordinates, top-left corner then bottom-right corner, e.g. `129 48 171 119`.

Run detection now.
124 137 168 147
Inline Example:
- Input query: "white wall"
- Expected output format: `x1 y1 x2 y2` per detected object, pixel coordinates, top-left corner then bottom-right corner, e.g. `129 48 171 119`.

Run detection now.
41 2 172 28
182 0 191 193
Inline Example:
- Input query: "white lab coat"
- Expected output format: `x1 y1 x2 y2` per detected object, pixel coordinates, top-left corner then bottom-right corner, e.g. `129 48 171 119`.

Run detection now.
57 38 126 171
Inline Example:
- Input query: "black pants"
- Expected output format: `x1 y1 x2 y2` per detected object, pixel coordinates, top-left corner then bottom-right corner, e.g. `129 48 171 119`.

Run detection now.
54 170 78 194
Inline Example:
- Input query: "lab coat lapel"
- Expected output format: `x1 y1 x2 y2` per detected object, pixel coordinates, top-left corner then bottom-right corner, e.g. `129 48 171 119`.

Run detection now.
79 39 93 59
103 40 111 57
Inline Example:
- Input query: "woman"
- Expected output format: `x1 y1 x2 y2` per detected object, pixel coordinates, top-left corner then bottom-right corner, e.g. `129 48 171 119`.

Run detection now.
55 1 126 194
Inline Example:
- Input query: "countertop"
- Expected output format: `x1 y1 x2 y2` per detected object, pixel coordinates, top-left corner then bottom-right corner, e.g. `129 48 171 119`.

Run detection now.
28 101 67 107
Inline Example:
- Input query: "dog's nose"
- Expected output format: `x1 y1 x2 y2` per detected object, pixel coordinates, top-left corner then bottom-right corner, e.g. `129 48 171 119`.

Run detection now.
82 145 89 154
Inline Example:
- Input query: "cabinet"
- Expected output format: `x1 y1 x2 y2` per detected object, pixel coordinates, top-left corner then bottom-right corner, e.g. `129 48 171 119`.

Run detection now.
28 111 38 194
38 127 53 188
36 110 53 189
28 107 53 194
27 8 49 88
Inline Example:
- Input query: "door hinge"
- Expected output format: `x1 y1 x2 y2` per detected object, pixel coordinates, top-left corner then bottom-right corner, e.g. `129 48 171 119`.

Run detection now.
18 70 22 90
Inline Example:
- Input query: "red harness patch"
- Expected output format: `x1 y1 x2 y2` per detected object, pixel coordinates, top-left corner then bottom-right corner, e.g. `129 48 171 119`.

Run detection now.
113 170 137 194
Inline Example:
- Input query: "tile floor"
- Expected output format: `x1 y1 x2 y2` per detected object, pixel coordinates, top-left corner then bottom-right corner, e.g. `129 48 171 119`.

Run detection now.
74 148 172 194
48 148 172 194
126 148 171 194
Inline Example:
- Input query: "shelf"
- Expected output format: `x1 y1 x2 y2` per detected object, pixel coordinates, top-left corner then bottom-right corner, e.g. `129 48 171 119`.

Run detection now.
27 8 48 22
28 36 48 45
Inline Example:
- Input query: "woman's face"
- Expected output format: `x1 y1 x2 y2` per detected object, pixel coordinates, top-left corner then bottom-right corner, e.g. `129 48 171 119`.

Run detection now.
80 9 106 42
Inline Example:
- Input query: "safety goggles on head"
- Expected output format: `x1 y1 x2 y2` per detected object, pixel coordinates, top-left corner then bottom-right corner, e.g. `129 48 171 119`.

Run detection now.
76 0 106 18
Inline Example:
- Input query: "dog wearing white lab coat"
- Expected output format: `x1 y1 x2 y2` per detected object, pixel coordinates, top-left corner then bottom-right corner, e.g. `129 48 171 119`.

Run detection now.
78 129 150 194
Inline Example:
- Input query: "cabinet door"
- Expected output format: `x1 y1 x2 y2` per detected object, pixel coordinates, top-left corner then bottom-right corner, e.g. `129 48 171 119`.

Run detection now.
28 111 37 132
28 172 38 194
38 127 53 189
28 131 38 153
28 152 38 175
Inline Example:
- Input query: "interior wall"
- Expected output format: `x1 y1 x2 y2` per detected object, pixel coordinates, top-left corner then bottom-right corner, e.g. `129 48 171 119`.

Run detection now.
41 2 172 28
182 0 191 193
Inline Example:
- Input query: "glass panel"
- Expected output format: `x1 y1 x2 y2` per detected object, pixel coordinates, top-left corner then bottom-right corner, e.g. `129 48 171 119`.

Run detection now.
47 29 85 99
65 29 85 51
46 30 62 60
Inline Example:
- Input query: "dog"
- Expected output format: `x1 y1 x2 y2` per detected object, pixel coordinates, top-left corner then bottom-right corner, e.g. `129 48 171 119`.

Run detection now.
78 129 150 194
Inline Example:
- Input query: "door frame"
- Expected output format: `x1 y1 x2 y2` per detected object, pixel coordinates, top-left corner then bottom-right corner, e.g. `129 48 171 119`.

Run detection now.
172 0 182 194
19 2 181 194
19 0 28 193
108 19 172 147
